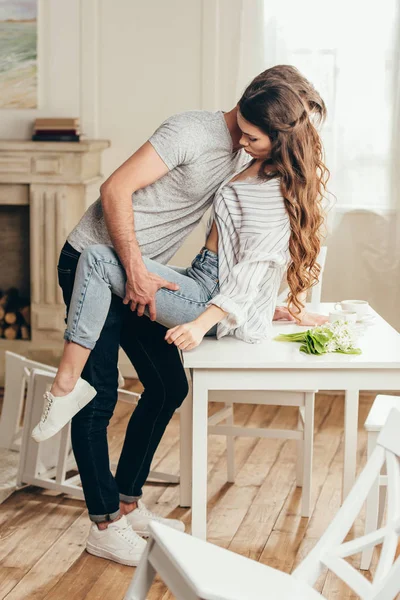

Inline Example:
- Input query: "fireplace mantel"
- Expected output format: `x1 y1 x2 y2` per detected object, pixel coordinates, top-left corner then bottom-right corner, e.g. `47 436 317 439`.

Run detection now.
0 139 110 378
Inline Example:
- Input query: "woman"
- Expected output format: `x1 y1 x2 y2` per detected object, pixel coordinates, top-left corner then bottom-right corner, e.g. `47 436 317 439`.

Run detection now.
32 77 329 443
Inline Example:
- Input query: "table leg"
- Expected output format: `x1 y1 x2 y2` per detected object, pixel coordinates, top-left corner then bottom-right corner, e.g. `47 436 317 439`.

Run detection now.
301 392 315 517
179 371 193 508
191 371 208 540
343 389 359 501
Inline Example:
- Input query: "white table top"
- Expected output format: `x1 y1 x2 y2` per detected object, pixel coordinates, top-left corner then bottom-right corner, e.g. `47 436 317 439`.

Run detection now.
183 303 400 370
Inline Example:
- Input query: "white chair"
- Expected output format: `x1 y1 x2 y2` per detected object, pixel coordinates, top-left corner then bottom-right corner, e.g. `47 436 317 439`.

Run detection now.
0 351 57 452
127 407 400 600
361 394 400 571
5 352 186 499
0 351 139 453
207 246 328 518
16 367 83 496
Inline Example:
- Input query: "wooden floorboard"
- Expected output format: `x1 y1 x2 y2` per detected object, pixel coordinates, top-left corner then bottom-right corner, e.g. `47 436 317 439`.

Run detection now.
1 384 399 599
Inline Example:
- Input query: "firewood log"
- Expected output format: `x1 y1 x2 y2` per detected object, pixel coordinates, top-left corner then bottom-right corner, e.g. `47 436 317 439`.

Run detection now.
4 312 17 325
4 324 19 340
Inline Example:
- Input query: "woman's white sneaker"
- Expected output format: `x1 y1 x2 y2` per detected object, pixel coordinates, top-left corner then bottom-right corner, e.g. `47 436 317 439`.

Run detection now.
86 514 147 566
125 499 185 537
31 377 97 442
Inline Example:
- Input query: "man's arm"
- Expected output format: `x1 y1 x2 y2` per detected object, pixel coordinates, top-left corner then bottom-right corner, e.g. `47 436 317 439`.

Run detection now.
100 141 179 320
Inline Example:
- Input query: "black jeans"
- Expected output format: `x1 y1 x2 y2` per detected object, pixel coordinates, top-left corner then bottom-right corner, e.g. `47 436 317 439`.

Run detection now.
57 242 189 522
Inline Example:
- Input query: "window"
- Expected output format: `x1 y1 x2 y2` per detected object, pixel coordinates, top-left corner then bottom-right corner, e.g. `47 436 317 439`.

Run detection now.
263 0 399 209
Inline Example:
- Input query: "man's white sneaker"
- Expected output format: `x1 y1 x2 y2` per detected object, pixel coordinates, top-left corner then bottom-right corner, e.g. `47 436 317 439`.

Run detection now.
86 514 147 566
125 499 185 537
31 377 97 442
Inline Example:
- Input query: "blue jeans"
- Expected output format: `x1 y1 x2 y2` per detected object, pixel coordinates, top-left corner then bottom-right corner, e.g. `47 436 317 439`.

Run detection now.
64 244 219 349
57 242 217 523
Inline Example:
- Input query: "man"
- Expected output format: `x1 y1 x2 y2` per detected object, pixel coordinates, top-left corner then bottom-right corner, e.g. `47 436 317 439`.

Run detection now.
59 65 326 566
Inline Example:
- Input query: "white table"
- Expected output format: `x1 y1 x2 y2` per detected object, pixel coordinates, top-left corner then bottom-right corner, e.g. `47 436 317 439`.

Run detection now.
182 303 400 539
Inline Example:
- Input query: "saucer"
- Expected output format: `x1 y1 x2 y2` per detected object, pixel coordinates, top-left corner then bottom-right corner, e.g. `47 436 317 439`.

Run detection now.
356 314 375 324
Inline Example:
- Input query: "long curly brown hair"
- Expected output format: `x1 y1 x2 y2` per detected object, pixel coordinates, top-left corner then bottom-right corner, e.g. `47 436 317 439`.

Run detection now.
238 66 329 317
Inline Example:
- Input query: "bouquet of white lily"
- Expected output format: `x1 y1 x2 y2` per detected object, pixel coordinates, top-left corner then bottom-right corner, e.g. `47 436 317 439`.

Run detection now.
274 321 362 356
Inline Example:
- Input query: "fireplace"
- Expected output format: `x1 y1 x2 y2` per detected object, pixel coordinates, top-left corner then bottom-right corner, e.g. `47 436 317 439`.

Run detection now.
0 139 110 381
0 198 31 340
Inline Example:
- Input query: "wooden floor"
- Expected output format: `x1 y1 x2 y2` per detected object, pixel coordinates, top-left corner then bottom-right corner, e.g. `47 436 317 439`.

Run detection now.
0 383 399 599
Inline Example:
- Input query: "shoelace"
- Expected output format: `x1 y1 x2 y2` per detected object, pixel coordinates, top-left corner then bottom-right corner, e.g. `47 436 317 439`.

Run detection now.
137 501 163 522
117 525 142 547
41 392 54 422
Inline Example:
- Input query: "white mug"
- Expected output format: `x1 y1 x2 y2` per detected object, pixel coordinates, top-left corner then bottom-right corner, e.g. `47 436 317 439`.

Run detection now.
329 310 357 324
335 300 370 319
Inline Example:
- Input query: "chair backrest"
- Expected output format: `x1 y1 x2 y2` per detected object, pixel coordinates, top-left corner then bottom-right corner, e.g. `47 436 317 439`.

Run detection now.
309 246 328 309
293 408 400 600
4 351 57 398
1 351 58 451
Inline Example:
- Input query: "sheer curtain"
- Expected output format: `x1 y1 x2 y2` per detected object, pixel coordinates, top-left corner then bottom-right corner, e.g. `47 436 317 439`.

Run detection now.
202 0 266 111
262 0 398 213
391 12 400 326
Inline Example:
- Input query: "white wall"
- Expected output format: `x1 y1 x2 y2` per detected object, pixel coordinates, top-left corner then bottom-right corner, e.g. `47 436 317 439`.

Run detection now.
0 0 206 262
1 0 203 150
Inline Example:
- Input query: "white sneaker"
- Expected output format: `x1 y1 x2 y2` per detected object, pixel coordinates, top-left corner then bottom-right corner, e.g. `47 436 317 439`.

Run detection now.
31 377 97 442
86 514 147 566
125 499 185 537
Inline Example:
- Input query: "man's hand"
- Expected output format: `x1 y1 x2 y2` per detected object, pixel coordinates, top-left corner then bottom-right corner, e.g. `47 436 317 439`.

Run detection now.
123 269 179 321
165 321 207 351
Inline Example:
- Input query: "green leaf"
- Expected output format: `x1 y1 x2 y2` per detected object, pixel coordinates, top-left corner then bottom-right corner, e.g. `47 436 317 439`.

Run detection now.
274 332 308 343
310 334 326 354
299 342 312 354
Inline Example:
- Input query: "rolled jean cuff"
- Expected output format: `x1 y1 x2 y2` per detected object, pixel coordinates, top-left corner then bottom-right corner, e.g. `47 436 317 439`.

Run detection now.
119 492 143 503
64 329 96 350
89 507 121 523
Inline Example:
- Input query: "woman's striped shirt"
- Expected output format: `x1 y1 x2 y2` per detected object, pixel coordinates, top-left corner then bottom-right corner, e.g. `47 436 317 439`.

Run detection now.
205 171 291 344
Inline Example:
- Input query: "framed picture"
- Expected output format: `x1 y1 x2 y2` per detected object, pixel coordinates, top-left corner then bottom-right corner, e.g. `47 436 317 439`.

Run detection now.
0 0 37 109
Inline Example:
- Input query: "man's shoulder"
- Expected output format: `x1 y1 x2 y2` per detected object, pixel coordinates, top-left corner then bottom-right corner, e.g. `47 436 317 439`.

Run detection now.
161 109 221 132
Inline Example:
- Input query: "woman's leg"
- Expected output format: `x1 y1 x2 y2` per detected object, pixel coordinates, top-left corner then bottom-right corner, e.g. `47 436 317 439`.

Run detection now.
66 244 217 342
51 342 90 396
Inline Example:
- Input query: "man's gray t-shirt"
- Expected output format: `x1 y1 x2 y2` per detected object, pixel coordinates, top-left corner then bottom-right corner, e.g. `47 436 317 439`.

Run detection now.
67 110 247 264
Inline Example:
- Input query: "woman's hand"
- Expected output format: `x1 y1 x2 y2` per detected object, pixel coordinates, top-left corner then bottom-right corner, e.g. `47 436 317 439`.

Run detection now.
296 311 329 326
274 306 328 326
273 306 296 321
165 321 207 351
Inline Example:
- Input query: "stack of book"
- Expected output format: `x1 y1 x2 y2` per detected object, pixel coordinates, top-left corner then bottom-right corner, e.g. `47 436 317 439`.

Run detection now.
32 118 81 142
